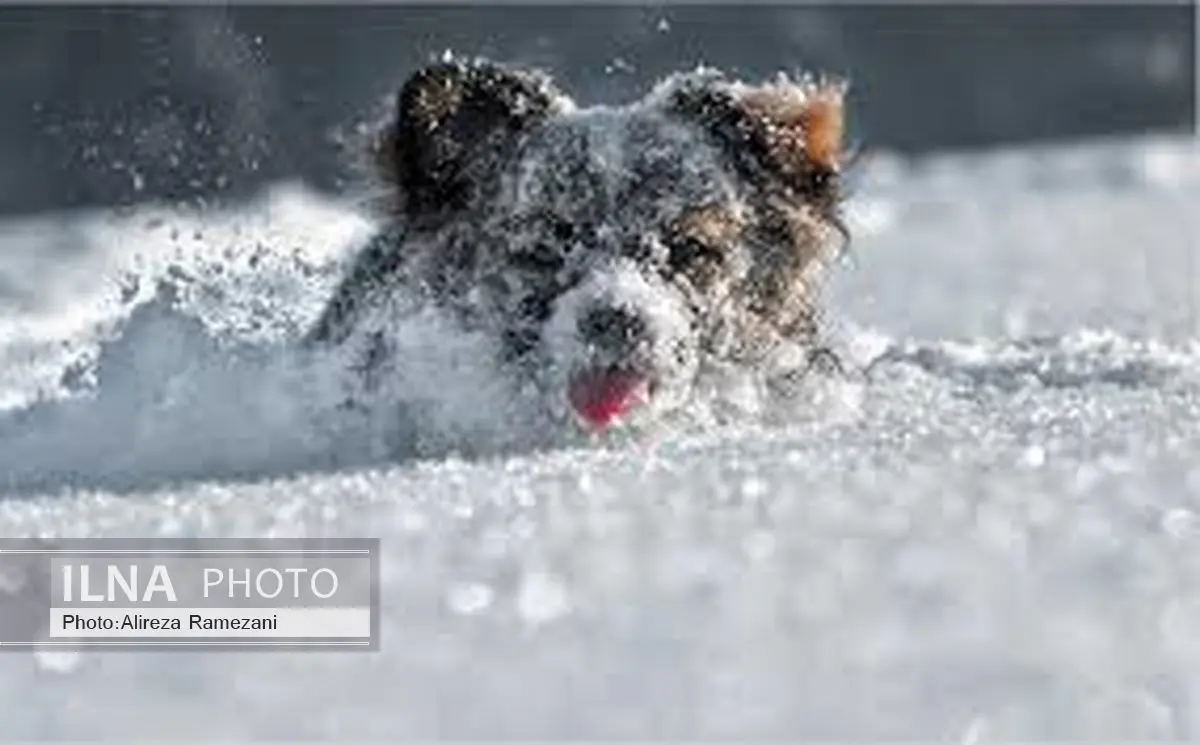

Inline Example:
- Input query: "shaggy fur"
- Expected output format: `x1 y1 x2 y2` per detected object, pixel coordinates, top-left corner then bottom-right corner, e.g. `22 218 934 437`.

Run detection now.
309 57 851 430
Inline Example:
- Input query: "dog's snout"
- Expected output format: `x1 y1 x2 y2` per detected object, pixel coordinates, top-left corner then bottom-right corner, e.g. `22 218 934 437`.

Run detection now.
577 305 648 354
569 305 653 429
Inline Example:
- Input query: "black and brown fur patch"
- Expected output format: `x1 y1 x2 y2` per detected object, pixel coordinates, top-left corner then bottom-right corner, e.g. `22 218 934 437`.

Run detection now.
369 59 565 220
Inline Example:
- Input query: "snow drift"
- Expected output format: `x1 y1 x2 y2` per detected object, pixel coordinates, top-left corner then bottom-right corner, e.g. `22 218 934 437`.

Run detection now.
1 133 1199 740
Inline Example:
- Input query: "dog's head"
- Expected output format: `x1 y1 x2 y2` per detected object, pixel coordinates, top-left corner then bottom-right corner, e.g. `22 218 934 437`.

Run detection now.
368 58 850 431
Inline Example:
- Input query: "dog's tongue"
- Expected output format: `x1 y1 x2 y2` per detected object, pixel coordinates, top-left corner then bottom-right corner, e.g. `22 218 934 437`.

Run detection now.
568 369 648 430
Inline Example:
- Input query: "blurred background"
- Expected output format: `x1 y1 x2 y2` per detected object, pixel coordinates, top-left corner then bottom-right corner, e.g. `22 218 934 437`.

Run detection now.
0 4 1194 218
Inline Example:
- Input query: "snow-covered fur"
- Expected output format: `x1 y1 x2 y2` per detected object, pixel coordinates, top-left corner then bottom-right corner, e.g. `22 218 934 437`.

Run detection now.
309 57 851 430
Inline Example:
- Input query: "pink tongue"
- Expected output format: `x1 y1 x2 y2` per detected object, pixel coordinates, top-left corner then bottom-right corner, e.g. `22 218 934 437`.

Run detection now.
568 369 647 430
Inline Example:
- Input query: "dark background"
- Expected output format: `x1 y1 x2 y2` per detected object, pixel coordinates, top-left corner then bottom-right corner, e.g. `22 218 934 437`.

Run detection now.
0 4 1194 217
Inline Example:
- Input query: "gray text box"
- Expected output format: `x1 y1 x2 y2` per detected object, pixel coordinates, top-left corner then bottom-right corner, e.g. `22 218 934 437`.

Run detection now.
1 538 380 652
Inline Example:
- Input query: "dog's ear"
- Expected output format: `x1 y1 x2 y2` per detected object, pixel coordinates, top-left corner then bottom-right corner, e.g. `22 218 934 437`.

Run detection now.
373 58 564 217
669 73 847 210
735 82 845 179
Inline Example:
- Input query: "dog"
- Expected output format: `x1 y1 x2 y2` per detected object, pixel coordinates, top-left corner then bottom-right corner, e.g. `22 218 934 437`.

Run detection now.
308 56 850 434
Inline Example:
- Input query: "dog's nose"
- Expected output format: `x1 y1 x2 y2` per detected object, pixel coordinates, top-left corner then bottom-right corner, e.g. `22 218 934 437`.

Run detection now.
576 305 648 355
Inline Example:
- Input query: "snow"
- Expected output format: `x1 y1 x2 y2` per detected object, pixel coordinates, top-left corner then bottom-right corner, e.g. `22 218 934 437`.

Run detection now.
2 133 1200 739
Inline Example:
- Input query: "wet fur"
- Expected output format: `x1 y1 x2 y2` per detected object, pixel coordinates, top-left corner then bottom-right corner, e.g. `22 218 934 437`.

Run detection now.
309 57 851 422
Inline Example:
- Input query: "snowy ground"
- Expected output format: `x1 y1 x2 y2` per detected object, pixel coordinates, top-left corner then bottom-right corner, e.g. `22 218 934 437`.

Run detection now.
1 133 1200 740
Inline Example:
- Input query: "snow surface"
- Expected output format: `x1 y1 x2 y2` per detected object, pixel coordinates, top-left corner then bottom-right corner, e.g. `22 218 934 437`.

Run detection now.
2 133 1200 740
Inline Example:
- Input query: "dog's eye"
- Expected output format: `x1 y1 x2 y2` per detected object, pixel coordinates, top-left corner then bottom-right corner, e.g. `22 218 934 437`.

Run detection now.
665 205 741 273
667 235 724 272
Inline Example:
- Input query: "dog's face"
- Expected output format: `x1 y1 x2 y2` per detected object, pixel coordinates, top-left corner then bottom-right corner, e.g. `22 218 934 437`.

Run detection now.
332 59 849 431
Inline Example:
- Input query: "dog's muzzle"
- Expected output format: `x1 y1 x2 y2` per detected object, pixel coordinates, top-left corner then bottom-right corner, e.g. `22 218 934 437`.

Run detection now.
566 305 655 430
